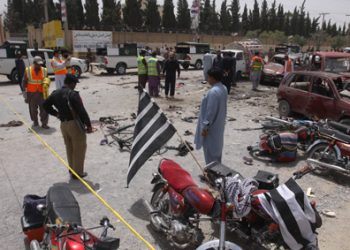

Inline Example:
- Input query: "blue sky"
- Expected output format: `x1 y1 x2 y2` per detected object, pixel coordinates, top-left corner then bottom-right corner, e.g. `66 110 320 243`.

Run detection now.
0 0 348 26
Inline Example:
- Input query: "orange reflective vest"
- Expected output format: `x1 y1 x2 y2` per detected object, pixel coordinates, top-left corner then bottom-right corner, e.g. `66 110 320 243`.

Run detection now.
284 59 294 73
51 57 67 75
67 67 76 76
251 56 264 71
26 66 47 93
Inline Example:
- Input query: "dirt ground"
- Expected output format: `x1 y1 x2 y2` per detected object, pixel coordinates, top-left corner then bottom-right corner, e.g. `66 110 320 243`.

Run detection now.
0 69 349 250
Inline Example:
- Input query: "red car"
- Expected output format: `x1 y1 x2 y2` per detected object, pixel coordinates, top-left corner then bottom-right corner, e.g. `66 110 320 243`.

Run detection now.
277 71 350 123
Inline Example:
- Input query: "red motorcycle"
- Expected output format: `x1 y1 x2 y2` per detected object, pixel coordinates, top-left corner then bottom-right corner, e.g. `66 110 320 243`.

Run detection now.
22 184 119 250
307 122 350 175
145 159 321 249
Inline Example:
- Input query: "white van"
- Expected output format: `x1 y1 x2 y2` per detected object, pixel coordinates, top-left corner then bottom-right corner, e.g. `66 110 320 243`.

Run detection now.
221 49 249 79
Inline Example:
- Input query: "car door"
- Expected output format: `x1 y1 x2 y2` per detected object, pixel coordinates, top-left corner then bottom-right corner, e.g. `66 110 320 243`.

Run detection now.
235 52 245 74
44 51 54 74
306 76 338 119
283 73 311 115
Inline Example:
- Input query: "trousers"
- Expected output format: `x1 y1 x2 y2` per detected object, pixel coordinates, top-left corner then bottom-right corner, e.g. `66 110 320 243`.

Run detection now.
60 120 87 175
148 76 160 97
203 142 222 165
165 78 175 96
250 71 262 90
54 74 66 89
138 75 148 91
27 92 48 125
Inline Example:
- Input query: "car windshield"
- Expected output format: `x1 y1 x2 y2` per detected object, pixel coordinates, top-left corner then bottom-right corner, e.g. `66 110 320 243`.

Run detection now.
324 57 350 73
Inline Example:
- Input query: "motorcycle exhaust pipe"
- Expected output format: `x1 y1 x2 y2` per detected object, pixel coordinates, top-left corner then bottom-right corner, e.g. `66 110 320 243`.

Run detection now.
143 199 155 213
307 158 350 174
142 199 164 231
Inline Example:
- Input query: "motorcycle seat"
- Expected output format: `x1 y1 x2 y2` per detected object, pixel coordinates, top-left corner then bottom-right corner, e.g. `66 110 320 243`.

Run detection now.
328 121 350 135
319 127 350 144
47 184 82 226
159 159 196 192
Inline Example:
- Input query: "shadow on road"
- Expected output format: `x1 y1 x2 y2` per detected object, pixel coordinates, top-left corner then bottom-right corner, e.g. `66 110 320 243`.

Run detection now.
128 199 149 221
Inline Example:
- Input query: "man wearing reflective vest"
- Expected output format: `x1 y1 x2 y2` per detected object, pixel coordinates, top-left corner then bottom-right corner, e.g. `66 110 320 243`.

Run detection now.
147 51 161 97
22 56 49 128
137 49 148 92
250 51 264 91
51 50 69 89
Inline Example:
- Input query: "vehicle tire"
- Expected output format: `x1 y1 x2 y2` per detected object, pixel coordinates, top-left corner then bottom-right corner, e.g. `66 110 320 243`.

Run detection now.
182 62 190 70
106 68 115 74
196 239 242 250
278 100 291 117
30 240 42 250
116 63 127 75
6 74 12 81
150 184 168 232
340 118 350 126
309 143 336 175
71 65 82 78
194 60 203 70
10 69 19 84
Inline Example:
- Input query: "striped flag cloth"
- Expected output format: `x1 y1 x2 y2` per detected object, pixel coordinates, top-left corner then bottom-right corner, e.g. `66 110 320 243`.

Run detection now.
127 91 176 186
257 178 319 249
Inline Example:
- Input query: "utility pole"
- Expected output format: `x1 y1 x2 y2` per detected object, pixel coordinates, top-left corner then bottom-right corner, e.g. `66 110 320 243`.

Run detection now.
61 0 69 48
319 12 330 28
44 0 49 23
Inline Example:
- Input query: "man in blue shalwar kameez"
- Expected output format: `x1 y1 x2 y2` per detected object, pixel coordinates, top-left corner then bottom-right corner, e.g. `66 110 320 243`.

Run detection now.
195 68 227 165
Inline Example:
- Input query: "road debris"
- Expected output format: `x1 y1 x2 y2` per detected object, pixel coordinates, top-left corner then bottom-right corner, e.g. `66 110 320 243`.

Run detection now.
322 210 336 218
0 120 23 127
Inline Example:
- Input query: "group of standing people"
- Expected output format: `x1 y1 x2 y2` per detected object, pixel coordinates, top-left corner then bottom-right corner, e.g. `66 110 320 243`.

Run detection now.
137 49 181 99
203 50 237 94
17 50 92 179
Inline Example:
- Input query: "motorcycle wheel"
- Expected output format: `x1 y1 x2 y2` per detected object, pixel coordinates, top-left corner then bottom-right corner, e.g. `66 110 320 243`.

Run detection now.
196 239 242 250
150 184 169 232
309 144 336 175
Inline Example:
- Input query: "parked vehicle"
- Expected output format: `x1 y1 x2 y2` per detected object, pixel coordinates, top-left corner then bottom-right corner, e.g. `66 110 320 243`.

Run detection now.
220 49 249 79
145 159 321 249
0 48 87 83
307 121 350 175
104 43 164 75
175 42 210 70
262 53 304 85
22 184 119 250
277 71 350 122
308 52 350 78
274 43 301 54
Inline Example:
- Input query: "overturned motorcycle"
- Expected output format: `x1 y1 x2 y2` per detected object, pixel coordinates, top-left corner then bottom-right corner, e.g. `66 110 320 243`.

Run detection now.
21 184 119 250
144 159 322 250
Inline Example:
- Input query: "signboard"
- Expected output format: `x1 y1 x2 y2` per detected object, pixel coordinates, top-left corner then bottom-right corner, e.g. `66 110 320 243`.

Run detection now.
43 20 64 48
72 31 112 52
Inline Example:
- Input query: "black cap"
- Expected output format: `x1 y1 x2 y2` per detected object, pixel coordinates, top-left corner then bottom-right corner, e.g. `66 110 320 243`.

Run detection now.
65 74 79 84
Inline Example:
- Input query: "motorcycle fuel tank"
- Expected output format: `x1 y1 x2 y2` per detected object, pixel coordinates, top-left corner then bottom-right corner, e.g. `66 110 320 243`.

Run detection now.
183 186 215 215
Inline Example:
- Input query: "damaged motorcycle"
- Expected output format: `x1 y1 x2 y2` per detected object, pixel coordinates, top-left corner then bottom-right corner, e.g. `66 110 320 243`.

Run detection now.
22 184 119 250
145 159 322 249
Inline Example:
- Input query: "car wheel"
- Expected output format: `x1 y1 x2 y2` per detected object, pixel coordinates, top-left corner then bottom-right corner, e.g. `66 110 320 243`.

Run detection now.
340 119 350 126
10 69 19 84
278 100 291 117
71 66 82 78
6 75 12 81
195 60 202 70
116 63 127 75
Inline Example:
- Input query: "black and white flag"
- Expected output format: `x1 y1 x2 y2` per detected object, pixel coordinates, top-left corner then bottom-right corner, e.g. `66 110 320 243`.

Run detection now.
127 91 176 186
257 178 319 249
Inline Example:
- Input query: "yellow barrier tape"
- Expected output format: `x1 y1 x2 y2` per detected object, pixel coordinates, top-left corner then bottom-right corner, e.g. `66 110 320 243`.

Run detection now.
0 96 155 250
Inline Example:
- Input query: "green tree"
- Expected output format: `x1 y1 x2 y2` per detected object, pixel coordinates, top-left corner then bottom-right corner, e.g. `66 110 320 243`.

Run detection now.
162 0 176 30
251 0 260 30
144 0 161 31
240 4 249 34
284 12 291 35
311 17 320 33
48 0 61 20
176 0 191 30
331 36 345 50
199 0 211 32
220 0 231 32
26 0 44 27
290 7 299 35
101 0 122 30
123 0 143 30
268 0 277 31
4 0 25 32
298 0 306 36
276 4 284 32
260 0 268 31
84 0 100 29
66 0 85 29
304 13 312 37
209 0 220 32
231 0 240 33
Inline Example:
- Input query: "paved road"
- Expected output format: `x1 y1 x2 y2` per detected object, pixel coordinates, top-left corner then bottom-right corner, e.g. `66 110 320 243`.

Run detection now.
0 71 349 250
